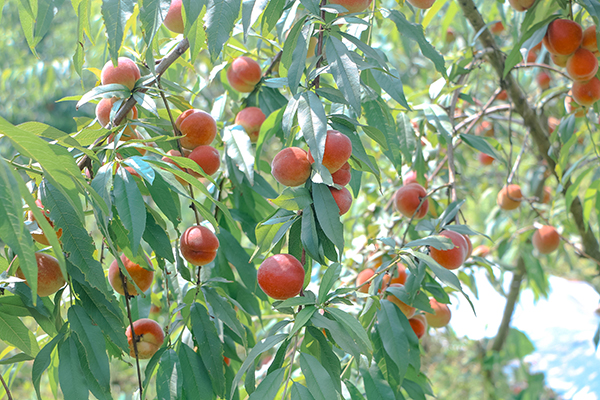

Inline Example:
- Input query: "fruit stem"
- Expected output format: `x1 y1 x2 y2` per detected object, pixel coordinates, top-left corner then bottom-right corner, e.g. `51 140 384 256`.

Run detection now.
0 371 13 400
313 0 328 90
120 270 145 397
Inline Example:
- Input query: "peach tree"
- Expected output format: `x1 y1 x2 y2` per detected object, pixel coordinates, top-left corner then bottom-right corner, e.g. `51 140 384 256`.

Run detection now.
0 0 599 398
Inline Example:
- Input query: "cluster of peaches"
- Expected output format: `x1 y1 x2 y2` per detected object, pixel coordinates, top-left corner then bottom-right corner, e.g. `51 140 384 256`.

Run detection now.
542 19 600 113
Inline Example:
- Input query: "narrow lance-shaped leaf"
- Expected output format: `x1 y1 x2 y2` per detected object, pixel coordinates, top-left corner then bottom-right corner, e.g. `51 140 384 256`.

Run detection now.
205 0 241 60
101 0 135 63
326 36 362 116
114 166 147 255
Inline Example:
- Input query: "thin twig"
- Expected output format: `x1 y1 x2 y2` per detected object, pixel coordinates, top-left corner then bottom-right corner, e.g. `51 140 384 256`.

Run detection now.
120 270 144 397
281 333 300 400
0 372 13 400
512 62 571 80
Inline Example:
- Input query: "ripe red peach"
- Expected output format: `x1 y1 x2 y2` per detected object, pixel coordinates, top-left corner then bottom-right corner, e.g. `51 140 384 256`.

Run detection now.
356 268 375 293
108 254 154 296
572 77 600 107
478 152 494 166
331 162 351 186
100 57 141 90
329 186 352 215
406 0 435 9
490 21 505 35
393 183 429 219
403 170 428 188
235 107 266 142
307 130 352 173
497 90 508 101
497 184 523 210
543 19 583 56
582 26 600 54
508 0 536 11
409 314 427 339
163 0 184 34
176 109 217 150
96 98 138 128
548 116 560 133
462 234 473 259
386 283 416 318
536 71 551 90
532 225 560 254
541 186 551 204
180 225 220 266
126 319 164 359
329 0 371 13
257 254 305 300
188 145 221 176
424 298 451 328
16 253 66 297
472 245 490 257
475 121 494 137
226 56 262 93
27 200 62 246
566 48 598 81
271 147 312 187
429 230 468 270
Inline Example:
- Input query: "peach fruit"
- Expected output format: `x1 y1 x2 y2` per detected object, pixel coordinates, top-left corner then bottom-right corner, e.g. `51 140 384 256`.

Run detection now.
188 145 221 176
329 0 371 13
572 77 600 107
490 21 505 35
548 116 560 133
180 225 220 266
16 253 66 297
226 56 262 93
462 234 473 259
126 319 164 359
472 245 490 257
386 283 416 318
257 254 305 300
403 170 428 188
424 298 451 328
478 152 494 166
475 121 494 137
541 186 551 204
331 162 351 186
509 0 536 11
445 28 456 44
393 183 429 219
271 147 312 187
429 230 468 270
100 57 141 90
536 71 551 90
406 0 435 9
497 90 508 101
108 254 154 296
96 97 138 139
532 225 560 254
390 263 408 285
543 19 582 56
497 184 523 210
27 200 62 246
176 109 217 150
582 26 600 54
161 149 188 185
565 93 587 117
551 53 569 67
235 107 266 142
329 186 352 215
566 48 598 81
164 0 184 34
307 130 352 173
356 268 375 293
409 314 427 339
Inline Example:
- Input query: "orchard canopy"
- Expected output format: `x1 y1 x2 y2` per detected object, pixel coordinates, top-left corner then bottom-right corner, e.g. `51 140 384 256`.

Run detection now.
0 0 599 398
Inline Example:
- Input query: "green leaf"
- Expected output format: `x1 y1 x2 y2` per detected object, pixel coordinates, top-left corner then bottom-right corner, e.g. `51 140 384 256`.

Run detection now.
289 306 317 337
202 287 247 345
292 382 317 400
205 0 241 60
190 303 226 397
114 166 147 255
371 68 410 110
318 263 341 304
387 9 446 77
325 36 362 116
299 353 339 400
101 0 135 63
261 0 285 34
185 8 208 63
312 183 344 253
143 209 175 262
242 0 269 40
459 134 501 162
326 307 372 354
344 380 364 400
218 228 259 294
0 353 34 364
283 17 309 95
301 206 324 264
310 313 361 359
271 187 313 210
253 209 298 260
405 236 454 250
146 169 181 227
156 349 183 400
248 368 286 400
68 306 111 393
33 330 65 399
298 92 328 170
376 300 412 382
16 0 37 55
0 313 39 356
91 162 114 213
177 343 214 400
230 334 288 400
139 0 168 46
360 365 395 400
0 157 39 299
58 337 89 399
305 327 341 393
224 125 255 185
